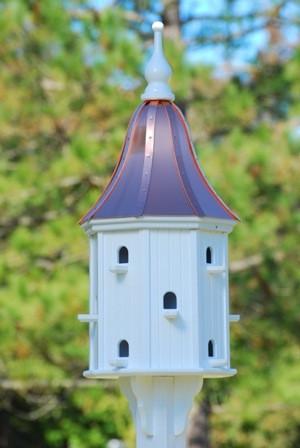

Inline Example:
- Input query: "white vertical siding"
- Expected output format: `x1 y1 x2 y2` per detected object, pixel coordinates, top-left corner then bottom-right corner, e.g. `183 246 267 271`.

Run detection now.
197 231 206 365
137 229 151 369
150 230 198 370
102 231 150 369
189 231 200 366
199 232 229 367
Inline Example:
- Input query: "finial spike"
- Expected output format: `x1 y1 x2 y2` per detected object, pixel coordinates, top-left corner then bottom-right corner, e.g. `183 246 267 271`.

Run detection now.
141 21 175 101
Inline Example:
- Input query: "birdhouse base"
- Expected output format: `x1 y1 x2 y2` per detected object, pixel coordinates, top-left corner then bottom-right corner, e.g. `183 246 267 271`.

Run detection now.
83 367 236 380
119 375 203 448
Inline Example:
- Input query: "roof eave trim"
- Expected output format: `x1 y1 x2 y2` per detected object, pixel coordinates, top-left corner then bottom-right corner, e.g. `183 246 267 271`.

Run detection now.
81 216 237 236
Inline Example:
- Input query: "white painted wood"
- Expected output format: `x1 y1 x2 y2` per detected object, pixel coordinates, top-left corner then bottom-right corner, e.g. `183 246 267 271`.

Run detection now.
150 230 197 371
223 234 231 368
190 231 201 368
82 216 236 235
136 229 151 371
163 309 179 319
110 357 128 368
84 367 237 379
97 232 105 370
206 265 226 274
101 230 150 372
173 376 203 435
120 376 203 448
141 22 175 101
198 232 229 368
208 358 227 367
109 264 128 274
78 314 98 323
220 235 229 367
130 376 154 436
80 222 237 377
89 236 98 370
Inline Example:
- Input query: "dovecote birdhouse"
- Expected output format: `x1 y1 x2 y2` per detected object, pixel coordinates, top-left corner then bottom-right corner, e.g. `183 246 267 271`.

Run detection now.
79 21 239 448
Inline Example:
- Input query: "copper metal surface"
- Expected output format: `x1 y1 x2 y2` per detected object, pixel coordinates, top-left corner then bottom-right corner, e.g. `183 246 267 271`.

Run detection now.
80 101 238 223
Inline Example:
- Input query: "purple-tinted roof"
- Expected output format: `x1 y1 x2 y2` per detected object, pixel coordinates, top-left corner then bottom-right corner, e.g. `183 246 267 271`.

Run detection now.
80 100 238 223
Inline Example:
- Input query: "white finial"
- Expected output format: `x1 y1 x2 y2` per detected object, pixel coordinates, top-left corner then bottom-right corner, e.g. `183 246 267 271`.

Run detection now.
141 21 175 101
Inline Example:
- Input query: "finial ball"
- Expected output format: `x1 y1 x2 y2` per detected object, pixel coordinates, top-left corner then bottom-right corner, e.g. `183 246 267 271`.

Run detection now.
152 21 164 32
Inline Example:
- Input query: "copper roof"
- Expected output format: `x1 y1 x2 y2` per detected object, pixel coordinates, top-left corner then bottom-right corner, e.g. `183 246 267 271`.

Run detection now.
80 100 238 223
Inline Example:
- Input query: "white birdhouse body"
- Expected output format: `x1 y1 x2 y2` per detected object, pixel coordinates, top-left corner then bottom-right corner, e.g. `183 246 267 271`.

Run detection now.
81 217 236 379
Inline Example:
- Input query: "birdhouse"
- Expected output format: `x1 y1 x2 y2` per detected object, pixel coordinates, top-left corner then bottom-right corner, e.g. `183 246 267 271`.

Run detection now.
79 21 239 448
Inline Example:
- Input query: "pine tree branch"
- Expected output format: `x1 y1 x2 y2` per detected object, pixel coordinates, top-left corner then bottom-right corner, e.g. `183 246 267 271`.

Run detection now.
0 379 114 391
230 252 284 273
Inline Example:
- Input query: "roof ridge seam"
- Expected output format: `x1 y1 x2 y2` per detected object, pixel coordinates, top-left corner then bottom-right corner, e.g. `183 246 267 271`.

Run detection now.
167 103 205 216
137 104 157 215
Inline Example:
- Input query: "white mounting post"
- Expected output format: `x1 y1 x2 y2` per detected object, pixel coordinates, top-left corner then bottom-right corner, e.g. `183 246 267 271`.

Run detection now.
141 21 175 101
120 376 203 448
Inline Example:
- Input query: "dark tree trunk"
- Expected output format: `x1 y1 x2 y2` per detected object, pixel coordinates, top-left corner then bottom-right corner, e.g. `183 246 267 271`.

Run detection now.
161 0 181 40
161 0 187 115
187 398 211 448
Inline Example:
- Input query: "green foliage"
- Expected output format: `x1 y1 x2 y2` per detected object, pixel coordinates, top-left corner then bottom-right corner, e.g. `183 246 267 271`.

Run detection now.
0 1 140 445
0 1 299 447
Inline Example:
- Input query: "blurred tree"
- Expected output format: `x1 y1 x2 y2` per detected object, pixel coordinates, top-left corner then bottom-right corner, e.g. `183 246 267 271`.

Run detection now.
0 0 142 446
0 0 299 447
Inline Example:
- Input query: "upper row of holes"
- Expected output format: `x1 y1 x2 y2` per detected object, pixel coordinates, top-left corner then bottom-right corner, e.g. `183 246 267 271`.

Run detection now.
119 246 213 265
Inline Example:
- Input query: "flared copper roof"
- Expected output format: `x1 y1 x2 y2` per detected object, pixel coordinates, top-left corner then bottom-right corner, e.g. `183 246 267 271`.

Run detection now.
80 100 238 223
